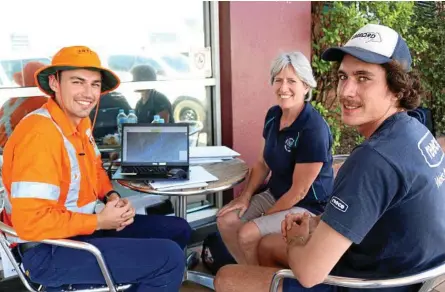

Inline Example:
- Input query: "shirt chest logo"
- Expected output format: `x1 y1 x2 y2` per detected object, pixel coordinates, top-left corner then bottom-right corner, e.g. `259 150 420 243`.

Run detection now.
85 128 95 146
284 133 299 153
284 137 295 153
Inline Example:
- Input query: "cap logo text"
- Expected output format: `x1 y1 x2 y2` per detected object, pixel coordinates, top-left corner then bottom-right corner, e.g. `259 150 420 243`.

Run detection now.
351 32 382 43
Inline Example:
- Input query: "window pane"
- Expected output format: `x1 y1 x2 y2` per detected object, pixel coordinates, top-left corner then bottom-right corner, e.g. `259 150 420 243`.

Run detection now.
0 0 206 87
93 85 212 147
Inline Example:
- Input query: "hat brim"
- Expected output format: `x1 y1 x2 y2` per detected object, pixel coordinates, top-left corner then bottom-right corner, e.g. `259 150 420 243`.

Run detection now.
34 65 120 96
321 46 391 65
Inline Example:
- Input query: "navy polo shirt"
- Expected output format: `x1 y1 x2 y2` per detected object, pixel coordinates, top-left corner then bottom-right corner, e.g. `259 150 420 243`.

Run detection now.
322 112 445 292
262 103 334 215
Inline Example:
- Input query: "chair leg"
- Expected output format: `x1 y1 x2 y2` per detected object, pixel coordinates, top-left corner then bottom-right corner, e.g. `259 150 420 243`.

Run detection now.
0 238 38 292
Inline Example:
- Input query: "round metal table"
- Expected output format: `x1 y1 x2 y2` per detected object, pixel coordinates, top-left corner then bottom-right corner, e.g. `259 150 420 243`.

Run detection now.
117 158 249 290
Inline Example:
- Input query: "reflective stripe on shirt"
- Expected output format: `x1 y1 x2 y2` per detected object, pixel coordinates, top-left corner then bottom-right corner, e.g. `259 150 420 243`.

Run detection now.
11 181 60 200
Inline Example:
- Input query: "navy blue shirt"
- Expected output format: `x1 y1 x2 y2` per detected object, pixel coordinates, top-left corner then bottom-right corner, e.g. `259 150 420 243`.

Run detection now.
262 103 334 215
323 112 445 292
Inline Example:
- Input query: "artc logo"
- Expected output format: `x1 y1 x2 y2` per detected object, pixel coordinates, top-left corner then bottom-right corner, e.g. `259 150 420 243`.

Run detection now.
330 196 348 212
418 131 444 168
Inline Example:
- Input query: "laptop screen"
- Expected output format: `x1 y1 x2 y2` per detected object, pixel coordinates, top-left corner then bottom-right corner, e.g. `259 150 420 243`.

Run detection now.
122 124 189 164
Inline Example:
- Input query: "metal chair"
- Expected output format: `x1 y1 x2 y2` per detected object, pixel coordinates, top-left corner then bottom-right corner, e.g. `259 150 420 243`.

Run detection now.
269 265 445 292
0 188 132 292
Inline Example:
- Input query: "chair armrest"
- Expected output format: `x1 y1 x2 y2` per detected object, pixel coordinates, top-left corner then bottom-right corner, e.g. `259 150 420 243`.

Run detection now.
270 265 445 292
0 221 121 292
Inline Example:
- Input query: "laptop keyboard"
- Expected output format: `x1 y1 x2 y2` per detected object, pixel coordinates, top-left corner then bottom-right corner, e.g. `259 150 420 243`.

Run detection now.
122 166 167 175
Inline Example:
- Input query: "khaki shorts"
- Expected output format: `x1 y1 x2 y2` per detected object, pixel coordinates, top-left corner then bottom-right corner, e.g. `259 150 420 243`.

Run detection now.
240 189 313 236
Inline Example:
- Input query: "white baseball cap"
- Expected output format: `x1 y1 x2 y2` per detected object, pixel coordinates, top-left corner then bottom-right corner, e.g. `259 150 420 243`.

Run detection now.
322 24 412 72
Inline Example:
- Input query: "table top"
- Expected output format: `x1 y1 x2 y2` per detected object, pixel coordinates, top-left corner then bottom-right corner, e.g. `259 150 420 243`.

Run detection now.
117 158 249 196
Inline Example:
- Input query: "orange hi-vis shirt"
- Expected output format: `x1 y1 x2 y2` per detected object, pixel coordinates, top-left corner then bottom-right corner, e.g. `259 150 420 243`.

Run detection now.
1 98 113 241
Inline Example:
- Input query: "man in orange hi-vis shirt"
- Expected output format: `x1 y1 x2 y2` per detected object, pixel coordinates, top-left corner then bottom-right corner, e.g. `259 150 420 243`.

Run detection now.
0 61 48 150
1 46 191 292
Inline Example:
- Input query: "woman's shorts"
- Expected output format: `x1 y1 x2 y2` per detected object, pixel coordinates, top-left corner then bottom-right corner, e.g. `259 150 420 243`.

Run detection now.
240 189 314 236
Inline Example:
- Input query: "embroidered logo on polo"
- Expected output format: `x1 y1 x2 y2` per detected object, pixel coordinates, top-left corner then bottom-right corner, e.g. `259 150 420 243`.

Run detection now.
86 128 95 146
284 133 300 153
86 128 101 156
284 137 295 153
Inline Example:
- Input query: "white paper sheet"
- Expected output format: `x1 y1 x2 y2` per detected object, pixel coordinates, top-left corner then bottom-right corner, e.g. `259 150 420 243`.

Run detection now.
190 158 224 165
156 182 208 191
149 166 218 189
189 146 240 159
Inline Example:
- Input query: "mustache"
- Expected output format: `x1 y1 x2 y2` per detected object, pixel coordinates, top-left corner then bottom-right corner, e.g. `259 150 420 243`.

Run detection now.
339 97 362 107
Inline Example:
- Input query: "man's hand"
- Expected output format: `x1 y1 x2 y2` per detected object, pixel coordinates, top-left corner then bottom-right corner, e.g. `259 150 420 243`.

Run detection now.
281 212 320 240
106 192 121 203
216 195 250 218
106 194 136 231
97 200 131 230
282 212 317 245
115 198 136 232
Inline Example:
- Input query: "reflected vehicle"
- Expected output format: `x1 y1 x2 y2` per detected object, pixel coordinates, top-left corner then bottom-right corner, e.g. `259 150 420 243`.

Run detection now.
107 54 189 80
106 54 207 124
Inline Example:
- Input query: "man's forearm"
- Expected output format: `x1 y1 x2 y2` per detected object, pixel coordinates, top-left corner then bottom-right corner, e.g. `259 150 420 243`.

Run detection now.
241 161 270 199
287 235 311 278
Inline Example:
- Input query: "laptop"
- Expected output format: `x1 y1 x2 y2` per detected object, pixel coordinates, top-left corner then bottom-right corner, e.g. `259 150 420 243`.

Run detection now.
112 123 190 180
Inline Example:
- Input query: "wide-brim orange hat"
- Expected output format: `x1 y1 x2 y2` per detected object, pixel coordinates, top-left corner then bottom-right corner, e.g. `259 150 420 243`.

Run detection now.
34 46 120 96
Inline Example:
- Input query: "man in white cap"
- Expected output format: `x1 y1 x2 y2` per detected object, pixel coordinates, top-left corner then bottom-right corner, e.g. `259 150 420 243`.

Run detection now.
214 24 445 292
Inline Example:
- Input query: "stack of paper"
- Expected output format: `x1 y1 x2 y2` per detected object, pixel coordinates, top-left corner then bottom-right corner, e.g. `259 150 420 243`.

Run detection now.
189 146 240 164
149 166 218 190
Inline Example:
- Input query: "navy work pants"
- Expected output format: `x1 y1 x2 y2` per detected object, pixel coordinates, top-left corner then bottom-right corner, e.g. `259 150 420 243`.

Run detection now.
21 214 192 292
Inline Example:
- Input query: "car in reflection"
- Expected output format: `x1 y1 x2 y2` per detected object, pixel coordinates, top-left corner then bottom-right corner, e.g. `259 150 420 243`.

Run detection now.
106 54 207 124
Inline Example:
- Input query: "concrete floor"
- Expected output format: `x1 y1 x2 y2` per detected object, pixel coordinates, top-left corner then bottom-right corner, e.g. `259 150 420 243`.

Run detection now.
2 252 445 292
0 247 214 292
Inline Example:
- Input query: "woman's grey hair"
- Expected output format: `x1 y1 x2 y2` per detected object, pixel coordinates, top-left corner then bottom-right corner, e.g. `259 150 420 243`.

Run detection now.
270 51 317 88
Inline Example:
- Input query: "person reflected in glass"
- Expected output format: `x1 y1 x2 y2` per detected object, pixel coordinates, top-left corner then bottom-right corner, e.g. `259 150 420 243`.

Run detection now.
89 91 132 140
131 64 174 123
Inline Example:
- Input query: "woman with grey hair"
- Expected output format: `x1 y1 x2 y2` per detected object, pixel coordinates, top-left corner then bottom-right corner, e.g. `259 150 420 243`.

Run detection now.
216 51 334 266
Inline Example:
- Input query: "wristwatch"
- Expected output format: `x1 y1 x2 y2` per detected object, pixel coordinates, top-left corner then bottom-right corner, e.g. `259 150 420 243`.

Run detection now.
103 191 121 204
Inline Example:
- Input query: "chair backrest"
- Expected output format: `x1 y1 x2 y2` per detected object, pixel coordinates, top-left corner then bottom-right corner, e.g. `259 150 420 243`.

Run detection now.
270 264 445 292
